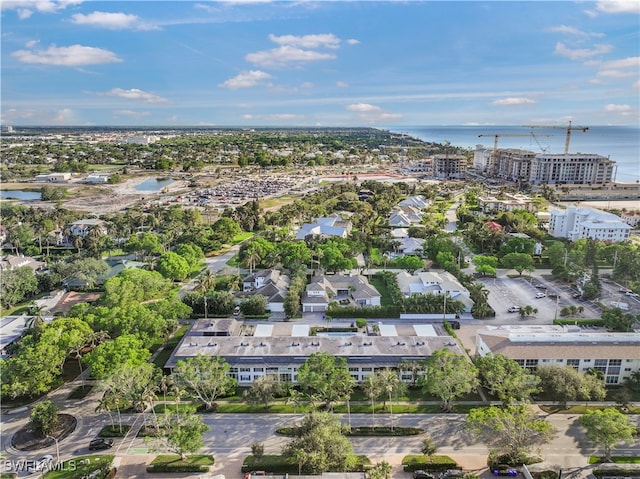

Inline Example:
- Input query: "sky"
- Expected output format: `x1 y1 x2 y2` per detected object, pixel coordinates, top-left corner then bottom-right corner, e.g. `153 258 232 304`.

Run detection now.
1 0 639 127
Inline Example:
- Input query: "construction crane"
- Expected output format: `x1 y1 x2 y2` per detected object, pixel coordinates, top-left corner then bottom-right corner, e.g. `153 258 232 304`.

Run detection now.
524 121 588 155
477 133 552 173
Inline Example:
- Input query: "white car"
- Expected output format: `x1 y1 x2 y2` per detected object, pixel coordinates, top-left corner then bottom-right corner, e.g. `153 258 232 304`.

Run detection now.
535 292 547 299
27 455 53 473
625 291 639 297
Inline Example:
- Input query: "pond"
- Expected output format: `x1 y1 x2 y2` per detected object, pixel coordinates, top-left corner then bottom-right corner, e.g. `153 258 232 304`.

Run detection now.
135 178 175 192
0 189 42 201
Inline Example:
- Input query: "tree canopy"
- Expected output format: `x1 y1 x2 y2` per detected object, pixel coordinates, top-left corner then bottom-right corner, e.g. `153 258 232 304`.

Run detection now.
419 349 478 412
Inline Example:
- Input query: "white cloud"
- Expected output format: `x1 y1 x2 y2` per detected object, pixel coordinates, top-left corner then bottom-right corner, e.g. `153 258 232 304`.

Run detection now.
597 69 635 78
268 33 341 49
554 42 613 60
547 25 604 37
346 39 360 45
71 11 158 30
102 88 168 103
246 45 335 68
336 81 349 88
634 80 640 90
601 56 640 69
604 104 631 113
596 0 640 14
346 103 402 124
242 113 303 121
492 97 537 106
12 44 121 66
1 107 76 125
1 1 82 18
219 70 273 89
113 110 151 120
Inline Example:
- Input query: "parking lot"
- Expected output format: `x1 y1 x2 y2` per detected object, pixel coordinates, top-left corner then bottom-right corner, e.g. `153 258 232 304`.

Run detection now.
478 273 601 323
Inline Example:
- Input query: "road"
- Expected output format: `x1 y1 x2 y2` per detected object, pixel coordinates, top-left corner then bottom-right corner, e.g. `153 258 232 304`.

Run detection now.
2 376 639 478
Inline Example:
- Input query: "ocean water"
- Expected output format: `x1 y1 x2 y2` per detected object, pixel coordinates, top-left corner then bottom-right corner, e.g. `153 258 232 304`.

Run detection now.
397 125 639 184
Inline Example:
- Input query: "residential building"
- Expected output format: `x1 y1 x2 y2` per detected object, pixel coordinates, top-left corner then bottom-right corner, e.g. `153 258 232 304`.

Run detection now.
621 211 640 227
165 318 464 385
33 173 71 182
85 173 112 183
301 274 381 313
239 269 290 313
396 270 474 312
473 145 493 172
477 193 535 213
295 216 352 240
549 206 631 242
495 149 537 182
390 237 425 257
529 154 615 185
69 219 108 237
476 325 640 385
433 154 467 179
0 254 45 272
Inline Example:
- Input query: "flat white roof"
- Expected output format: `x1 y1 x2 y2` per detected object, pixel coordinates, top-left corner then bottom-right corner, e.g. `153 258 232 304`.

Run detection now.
412 324 438 337
291 324 310 337
378 324 398 336
254 324 274 337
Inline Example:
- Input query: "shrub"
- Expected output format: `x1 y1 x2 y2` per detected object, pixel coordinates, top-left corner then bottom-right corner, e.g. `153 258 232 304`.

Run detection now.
401 455 459 472
30 400 59 438
146 455 214 473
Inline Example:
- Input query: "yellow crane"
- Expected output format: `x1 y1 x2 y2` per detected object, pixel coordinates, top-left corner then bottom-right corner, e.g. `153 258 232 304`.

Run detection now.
524 120 588 155
477 133 552 173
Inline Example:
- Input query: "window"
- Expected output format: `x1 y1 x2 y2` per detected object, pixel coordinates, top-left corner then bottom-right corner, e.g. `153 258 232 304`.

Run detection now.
566 359 580 370
605 376 619 385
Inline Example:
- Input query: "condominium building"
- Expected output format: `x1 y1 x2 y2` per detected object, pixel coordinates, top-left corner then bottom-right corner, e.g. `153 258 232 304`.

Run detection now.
476 325 640 385
495 149 537 181
477 193 535 213
433 154 468 179
549 206 631 242
529 154 614 185
166 319 463 385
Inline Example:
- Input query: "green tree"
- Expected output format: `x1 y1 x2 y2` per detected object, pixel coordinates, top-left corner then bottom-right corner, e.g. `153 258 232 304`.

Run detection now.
296 352 355 412
420 435 438 463
395 255 424 274
0 266 39 308
602 307 638 332
157 406 209 460
124 232 163 261
369 368 406 430
282 412 357 474
579 408 635 461
420 349 479 412
243 375 284 409
173 354 238 410
175 243 204 269
84 334 151 379
240 294 268 316
369 461 392 479
30 400 59 438
157 251 190 281
475 354 540 405
500 253 535 276
472 255 498 277
536 365 606 408
466 404 556 464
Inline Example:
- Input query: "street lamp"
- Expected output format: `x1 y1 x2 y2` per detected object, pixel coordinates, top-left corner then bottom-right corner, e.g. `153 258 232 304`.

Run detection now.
46 435 60 464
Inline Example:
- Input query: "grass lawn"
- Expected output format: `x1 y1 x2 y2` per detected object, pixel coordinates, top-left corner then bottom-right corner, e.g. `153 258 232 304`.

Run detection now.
147 454 214 473
539 404 640 414
44 455 114 479
369 276 395 307
232 232 254 244
589 456 640 464
99 424 131 437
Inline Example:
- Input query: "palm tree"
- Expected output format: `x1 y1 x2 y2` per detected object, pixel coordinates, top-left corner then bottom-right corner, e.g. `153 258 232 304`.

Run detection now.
375 368 406 432
195 269 216 319
362 375 379 428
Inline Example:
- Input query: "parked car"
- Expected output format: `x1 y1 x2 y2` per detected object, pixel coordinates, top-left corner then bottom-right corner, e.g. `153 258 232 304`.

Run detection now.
535 292 547 299
547 293 560 299
619 288 630 293
27 455 53 473
440 470 464 479
244 471 267 479
89 438 114 450
448 320 460 330
507 306 520 313
413 471 436 479
625 291 639 297
493 469 518 477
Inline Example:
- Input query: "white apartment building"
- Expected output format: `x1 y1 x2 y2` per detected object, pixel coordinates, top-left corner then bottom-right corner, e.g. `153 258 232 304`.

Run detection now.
166 319 464 385
473 146 493 172
477 193 535 213
476 325 640 385
549 206 631 242
529 154 614 185
621 211 640 227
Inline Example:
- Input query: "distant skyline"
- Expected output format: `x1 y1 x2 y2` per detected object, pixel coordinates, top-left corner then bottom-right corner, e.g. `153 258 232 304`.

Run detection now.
1 0 639 127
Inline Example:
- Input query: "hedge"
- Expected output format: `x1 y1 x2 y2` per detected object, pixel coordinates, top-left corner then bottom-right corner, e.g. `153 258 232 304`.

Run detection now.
592 468 640 477
99 425 131 437
241 455 371 474
146 455 214 473
326 305 401 318
401 455 459 472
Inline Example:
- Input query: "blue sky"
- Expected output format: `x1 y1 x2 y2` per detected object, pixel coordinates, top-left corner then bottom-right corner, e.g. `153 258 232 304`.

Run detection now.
1 0 639 127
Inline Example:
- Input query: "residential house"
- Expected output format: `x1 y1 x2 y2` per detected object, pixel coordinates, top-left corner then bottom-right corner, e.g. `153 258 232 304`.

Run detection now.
390 237 425 257
476 324 640 385
396 270 474 312
239 269 290 313
34 173 71 182
301 274 381 313
295 216 352 240
69 219 108 238
0 254 45 272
